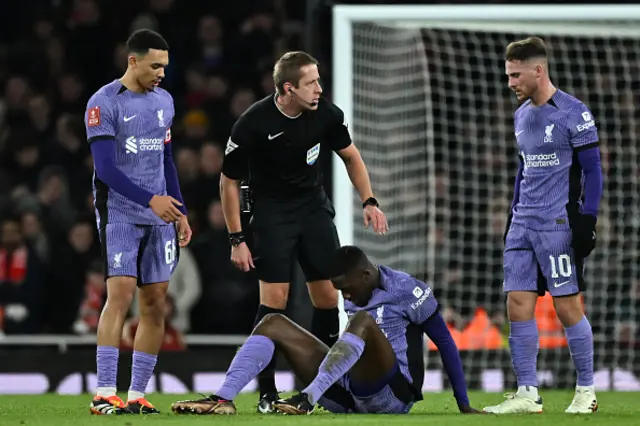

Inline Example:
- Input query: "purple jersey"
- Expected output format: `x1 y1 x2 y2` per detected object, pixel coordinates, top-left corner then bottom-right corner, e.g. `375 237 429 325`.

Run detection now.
512 90 599 231
84 80 174 227
343 265 438 389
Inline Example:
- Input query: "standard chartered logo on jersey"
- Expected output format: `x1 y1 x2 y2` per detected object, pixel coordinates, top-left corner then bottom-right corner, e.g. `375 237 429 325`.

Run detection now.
125 136 164 154
522 151 561 169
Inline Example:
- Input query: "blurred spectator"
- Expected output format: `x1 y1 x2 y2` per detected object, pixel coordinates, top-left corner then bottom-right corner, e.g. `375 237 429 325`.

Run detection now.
73 260 106 335
197 15 225 71
27 94 54 140
0 217 44 334
34 166 78 236
20 211 49 263
190 200 258 334
45 217 99 332
175 145 202 210
56 72 86 114
5 133 43 192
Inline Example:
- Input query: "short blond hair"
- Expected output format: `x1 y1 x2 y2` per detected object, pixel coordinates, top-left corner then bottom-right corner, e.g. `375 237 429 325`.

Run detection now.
273 51 319 95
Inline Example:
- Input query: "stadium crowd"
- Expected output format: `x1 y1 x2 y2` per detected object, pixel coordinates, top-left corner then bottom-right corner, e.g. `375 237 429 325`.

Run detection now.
0 0 637 356
0 0 309 337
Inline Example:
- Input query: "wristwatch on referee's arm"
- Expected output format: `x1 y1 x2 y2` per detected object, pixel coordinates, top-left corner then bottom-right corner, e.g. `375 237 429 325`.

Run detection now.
362 197 379 209
229 232 246 247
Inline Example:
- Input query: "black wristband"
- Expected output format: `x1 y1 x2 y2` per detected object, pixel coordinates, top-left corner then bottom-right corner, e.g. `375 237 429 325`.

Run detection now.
229 232 245 247
362 197 379 209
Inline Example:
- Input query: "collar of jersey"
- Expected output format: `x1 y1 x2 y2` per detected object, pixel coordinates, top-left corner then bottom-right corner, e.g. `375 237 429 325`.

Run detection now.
272 93 301 119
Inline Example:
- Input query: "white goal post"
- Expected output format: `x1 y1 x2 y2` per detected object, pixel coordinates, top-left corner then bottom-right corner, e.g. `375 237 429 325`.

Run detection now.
332 4 640 391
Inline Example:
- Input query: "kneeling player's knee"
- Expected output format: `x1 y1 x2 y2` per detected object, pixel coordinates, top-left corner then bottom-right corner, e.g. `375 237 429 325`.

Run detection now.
254 313 288 336
345 311 376 338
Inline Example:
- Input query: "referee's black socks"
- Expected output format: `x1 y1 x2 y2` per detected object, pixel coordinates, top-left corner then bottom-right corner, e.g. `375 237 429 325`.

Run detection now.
254 304 284 396
311 307 340 348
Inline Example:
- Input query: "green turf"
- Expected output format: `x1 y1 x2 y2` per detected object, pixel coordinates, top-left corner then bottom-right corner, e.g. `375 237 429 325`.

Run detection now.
1 392 639 425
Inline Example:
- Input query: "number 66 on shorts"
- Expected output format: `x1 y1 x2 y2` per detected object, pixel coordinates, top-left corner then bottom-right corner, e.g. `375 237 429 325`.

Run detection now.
100 223 179 284
503 223 585 297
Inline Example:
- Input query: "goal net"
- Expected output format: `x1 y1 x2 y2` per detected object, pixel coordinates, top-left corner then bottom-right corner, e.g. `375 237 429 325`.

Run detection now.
332 5 640 392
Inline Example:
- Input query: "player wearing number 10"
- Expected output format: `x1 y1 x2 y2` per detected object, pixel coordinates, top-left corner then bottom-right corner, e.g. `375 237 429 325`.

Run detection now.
84 30 192 415
483 37 603 415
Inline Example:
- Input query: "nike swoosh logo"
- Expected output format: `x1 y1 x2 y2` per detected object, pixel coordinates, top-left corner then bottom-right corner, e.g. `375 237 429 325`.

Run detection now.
329 332 340 338
124 115 137 122
515 130 525 137
268 132 284 140
554 280 570 287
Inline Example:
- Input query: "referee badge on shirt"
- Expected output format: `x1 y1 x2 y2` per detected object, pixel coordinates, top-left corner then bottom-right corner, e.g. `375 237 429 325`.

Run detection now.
306 143 320 165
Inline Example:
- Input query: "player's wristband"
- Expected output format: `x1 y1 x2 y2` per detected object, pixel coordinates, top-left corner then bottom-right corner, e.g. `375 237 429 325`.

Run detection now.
229 232 245 247
362 197 379 209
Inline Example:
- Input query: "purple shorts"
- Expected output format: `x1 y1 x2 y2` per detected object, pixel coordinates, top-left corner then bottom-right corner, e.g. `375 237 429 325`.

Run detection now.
504 223 585 296
318 364 415 414
99 223 178 284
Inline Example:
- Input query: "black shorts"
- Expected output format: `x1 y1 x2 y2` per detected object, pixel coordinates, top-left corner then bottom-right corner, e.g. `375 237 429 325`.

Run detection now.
249 189 340 283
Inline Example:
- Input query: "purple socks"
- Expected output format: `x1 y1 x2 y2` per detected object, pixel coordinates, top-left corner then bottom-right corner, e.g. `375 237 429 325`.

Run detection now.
303 332 365 405
217 335 276 401
129 351 158 394
565 316 594 386
509 320 539 388
96 346 119 388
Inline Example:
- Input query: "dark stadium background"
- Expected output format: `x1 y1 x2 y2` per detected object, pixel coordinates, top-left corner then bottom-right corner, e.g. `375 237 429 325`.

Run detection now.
0 0 638 395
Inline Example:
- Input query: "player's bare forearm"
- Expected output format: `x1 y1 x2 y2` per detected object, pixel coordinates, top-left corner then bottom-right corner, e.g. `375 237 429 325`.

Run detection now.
341 148 374 202
220 174 243 233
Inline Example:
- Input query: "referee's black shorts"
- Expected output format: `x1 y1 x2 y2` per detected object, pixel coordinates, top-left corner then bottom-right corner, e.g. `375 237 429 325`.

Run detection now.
249 189 340 283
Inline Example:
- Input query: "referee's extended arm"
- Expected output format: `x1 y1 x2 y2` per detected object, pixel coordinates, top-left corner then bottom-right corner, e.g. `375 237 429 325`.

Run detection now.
220 173 254 271
337 144 389 235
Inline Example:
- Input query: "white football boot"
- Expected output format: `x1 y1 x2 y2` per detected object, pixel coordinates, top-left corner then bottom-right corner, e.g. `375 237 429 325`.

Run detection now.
483 386 543 414
565 385 598 413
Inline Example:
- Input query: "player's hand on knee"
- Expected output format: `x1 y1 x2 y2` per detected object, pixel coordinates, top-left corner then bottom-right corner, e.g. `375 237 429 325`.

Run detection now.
231 242 254 272
571 213 597 257
149 195 183 223
363 205 389 235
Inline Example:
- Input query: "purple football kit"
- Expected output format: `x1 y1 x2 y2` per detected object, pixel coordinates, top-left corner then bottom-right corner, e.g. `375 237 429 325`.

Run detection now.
504 90 599 297
85 80 178 284
318 265 438 413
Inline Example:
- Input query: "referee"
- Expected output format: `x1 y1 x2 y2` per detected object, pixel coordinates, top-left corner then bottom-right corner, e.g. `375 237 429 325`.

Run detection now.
220 51 388 413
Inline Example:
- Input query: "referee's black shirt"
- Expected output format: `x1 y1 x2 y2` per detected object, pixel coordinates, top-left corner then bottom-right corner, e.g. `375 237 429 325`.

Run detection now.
222 94 352 200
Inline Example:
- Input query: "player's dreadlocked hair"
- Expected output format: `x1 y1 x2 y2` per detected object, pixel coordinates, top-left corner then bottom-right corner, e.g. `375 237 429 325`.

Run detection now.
330 245 371 278
126 29 169 55
273 51 319 96
505 37 548 62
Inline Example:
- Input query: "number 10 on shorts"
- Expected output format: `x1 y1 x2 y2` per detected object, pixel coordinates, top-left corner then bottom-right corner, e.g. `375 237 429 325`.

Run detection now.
549 254 572 278
165 240 177 265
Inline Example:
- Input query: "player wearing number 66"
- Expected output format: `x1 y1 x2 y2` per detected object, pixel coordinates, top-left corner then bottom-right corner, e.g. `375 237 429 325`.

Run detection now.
484 37 603 415
83 30 191 415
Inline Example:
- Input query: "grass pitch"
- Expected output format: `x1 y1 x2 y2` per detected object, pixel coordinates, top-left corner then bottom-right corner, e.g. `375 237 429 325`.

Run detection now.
1 391 639 425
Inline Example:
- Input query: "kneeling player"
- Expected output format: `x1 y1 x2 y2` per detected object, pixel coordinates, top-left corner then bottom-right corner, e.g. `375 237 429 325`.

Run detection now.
171 246 480 415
